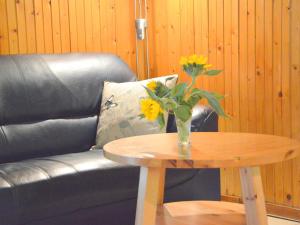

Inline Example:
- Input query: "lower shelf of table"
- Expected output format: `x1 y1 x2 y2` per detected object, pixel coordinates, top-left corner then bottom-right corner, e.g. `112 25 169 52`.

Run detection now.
156 201 246 225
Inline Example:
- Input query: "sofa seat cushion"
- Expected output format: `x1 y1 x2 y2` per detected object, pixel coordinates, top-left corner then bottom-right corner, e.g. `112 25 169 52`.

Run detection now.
0 149 197 225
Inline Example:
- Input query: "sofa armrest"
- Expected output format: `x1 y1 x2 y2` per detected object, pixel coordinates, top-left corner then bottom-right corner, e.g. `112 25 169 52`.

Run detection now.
166 105 218 133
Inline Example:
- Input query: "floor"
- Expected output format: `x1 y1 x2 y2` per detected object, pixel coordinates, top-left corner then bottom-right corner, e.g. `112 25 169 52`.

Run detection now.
269 216 300 225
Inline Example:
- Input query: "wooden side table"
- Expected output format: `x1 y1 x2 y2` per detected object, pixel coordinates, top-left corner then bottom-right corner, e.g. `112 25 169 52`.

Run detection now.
103 132 300 225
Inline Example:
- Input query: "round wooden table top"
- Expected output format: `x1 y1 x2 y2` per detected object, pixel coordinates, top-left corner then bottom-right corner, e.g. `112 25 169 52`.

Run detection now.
103 132 300 168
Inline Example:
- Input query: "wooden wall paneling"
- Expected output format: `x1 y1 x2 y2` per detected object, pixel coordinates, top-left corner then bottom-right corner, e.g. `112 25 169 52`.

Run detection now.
194 0 209 91
167 0 180 75
231 0 241 198
255 0 266 201
291 0 300 208
115 0 136 71
273 0 284 206
282 0 293 207
6 0 19 54
208 0 217 92
16 0 28 53
34 0 45 53
42 0 53 53
224 0 233 133
239 0 249 133
247 0 256 133
84 0 93 52
24 0 36 53
216 0 225 133
75 0 86 52
100 0 116 54
151 0 169 77
180 0 194 82
51 0 62 53
91 0 101 52
0 0 8 54
264 0 275 204
59 0 71 53
255 0 265 134
68 0 78 52
231 0 240 133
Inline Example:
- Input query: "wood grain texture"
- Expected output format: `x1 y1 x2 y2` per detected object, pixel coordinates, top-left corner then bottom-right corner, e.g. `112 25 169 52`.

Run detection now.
103 132 300 168
156 201 245 225
0 0 300 214
240 167 268 225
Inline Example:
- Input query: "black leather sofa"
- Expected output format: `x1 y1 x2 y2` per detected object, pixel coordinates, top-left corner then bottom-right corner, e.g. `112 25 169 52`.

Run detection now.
0 54 220 225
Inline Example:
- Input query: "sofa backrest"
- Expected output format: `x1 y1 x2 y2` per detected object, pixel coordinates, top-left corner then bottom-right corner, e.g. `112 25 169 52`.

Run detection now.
0 53 136 163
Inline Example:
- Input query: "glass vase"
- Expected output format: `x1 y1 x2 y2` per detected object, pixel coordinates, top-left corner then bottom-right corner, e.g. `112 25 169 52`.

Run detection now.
175 116 192 153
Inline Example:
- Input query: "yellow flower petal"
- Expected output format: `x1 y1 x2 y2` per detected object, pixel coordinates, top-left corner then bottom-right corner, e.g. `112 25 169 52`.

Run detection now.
140 98 162 121
188 54 198 64
179 57 188 66
204 64 212 69
147 81 157 91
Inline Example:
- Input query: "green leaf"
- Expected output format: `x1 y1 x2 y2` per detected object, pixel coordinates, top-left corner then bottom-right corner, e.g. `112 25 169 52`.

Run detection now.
171 83 187 97
161 98 177 111
144 86 160 102
187 94 202 108
138 114 145 119
190 89 226 117
156 82 170 98
173 105 192 122
157 113 165 130
204 70 222 76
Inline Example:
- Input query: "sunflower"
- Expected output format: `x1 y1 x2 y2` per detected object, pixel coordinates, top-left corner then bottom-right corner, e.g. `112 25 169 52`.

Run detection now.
146 81 157 92
140 98 162 121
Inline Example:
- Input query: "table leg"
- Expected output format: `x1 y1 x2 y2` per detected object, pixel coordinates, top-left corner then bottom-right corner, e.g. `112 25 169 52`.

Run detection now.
135 166 165 225
239 167 268 225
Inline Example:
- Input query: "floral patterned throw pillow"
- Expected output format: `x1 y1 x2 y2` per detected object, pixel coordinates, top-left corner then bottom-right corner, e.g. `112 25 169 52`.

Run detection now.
95 75 178 148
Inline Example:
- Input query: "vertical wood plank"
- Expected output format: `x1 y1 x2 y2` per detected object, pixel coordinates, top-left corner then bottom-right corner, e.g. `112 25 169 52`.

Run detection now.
24 0 36 53
291 0 300 209
51 0 61 53
194 0 209 91
0 0 9 54
239 0 249 132
224 0 233 133
180 0 194 82
85 0 93 52
68 0 77 52
34 0 45 53
167 0 180 75
231 0 240 133
16 0 27 53
216 0 225 133
76 0 86 51
264 0 275 204
208 0 217 92
59 0 70 53
273 0 284 206
115 0 135 70
6 0 19 54
255 0 265 134
42 0 53 53
100 0 116 53
281 0 292 207
91 0 101 52
153 0 168 76
247 0 256 133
